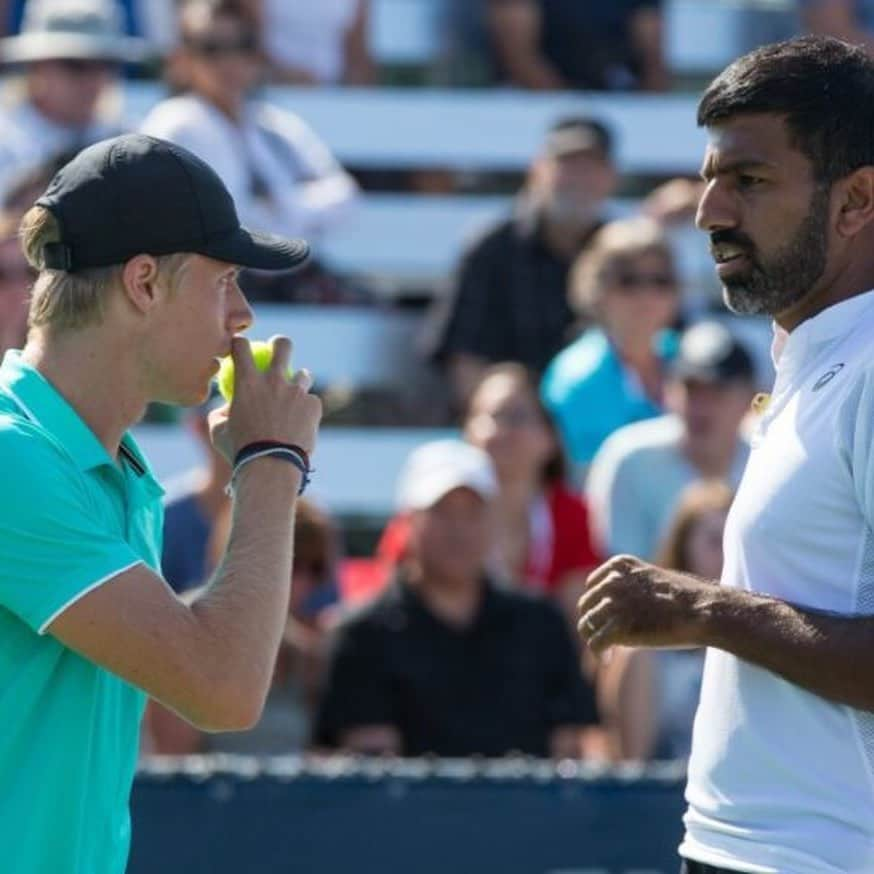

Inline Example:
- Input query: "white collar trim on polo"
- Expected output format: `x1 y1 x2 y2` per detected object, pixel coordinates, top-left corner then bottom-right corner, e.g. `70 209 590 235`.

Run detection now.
770 287 874 372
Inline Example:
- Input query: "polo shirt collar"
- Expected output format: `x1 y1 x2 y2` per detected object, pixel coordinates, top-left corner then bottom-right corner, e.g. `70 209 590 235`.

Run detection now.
773 288 874 369
0 351 163 494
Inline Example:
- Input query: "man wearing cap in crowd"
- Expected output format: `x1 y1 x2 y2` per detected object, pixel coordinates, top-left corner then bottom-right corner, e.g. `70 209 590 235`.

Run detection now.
315 438 597 758
0 0 150 200
585 321 755 561
0 133 321 873
424 116 618 409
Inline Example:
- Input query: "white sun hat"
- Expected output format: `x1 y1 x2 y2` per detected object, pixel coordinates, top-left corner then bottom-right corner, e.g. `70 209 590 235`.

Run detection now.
1 0 149 65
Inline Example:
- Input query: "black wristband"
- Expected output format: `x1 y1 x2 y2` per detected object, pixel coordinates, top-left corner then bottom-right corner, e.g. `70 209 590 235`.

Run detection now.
234 440 311 471
229 441 313 496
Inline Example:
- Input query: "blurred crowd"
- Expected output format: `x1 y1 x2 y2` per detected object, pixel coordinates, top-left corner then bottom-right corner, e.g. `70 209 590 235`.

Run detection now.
0 0 862 765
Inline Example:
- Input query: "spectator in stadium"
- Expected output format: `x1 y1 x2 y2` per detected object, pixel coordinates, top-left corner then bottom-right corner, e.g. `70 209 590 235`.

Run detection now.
146 498 340 754
0 161 61 358
141 0 359 254
160 392 231 594
425 116 617 409
0 0 147 200
487 0 668 92
798 1 874 54
585 321 754 561
1 0 178 52
540 216 681 471
598 479 732 762
465 364 601 599
351 364 601 613
315 438 597 757
254 0 375 86
0 214 33 358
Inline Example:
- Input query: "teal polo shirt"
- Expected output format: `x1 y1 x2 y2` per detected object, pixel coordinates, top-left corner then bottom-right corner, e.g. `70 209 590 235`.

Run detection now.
0 350 165 874
540 327 677 467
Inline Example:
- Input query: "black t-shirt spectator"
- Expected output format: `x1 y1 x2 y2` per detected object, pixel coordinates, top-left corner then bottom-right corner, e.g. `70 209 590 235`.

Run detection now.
315 575 597 757
491 0 663 90
424 210 601 375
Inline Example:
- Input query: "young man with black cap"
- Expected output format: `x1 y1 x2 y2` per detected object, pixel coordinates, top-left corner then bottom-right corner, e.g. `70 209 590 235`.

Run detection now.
0 133 321 873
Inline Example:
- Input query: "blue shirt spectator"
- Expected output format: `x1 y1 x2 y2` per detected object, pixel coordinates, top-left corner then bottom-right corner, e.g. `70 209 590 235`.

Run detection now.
540 217 681 468
542 326 675 466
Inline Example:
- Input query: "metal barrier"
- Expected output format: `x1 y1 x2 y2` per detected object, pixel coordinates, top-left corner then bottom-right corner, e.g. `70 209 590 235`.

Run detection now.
130 756 688 874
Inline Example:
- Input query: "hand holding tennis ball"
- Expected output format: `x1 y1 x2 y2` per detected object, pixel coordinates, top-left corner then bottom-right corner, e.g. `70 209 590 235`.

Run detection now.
216 339 294 402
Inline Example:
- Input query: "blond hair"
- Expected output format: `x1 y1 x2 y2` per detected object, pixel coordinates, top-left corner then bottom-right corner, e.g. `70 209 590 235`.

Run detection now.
568 216 676 317
20 206 190 333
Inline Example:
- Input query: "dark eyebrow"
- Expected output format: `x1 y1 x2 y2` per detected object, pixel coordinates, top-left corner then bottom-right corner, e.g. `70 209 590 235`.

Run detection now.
700 159 775 182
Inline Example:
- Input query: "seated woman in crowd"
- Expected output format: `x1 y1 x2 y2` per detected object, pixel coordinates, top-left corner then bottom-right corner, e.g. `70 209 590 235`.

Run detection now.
363 363 601 613
540 216 681 473
597 479 733 762
142 498 340 755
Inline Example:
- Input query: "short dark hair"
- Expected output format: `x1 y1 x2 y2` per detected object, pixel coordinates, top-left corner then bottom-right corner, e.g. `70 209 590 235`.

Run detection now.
697 36 874 185
546 116 614 161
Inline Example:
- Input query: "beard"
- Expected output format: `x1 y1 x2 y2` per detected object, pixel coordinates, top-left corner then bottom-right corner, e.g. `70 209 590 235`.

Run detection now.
715 185 830 317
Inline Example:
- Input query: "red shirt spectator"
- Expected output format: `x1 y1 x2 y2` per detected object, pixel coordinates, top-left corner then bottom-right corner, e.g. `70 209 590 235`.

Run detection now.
340 364 601 606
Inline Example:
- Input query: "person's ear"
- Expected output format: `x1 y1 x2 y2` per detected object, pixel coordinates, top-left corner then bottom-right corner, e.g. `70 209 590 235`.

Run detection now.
834 167 874 239
121 254 161 315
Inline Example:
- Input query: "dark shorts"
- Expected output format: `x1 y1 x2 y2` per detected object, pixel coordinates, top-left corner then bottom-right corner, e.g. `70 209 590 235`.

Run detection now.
680 860 746 874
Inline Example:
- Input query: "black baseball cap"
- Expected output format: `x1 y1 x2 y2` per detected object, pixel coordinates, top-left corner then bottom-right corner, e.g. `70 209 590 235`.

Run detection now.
35 133 309 272
671 322 755 384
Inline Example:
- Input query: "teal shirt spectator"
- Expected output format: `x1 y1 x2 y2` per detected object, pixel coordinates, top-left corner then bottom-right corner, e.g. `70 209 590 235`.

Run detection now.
0 351 165 874
541 327 677 466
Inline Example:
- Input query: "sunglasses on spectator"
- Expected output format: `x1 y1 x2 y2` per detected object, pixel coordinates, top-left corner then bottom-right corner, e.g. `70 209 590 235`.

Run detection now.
54 59 117 75
186 35 259 57
610 272 677 293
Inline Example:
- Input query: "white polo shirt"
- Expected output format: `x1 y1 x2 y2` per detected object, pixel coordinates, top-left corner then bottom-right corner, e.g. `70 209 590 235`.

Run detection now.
681 290 874 874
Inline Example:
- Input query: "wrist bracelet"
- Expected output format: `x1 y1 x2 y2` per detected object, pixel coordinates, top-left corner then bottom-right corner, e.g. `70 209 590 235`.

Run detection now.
234 440 311 471
226 441 313 497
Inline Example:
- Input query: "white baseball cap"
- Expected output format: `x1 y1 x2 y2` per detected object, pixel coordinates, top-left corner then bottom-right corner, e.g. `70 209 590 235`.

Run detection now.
395 439 498 512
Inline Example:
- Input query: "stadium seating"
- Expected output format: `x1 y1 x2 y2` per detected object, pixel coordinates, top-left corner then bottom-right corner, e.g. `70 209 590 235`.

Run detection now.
122 0 792 524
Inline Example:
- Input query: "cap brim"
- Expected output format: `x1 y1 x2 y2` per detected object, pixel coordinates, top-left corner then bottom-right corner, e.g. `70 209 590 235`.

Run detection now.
1 34 149 64
398 471 497 512
199 226 310 272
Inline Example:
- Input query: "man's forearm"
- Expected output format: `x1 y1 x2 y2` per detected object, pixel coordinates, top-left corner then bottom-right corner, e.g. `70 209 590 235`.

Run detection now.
189 459 300 721
696 587 874 711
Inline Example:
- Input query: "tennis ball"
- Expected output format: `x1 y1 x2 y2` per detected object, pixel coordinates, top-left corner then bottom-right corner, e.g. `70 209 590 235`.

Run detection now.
216 340 293 402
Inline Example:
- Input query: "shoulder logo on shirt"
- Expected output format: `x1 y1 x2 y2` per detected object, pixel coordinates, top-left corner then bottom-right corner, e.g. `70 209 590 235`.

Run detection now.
812 363 845 391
